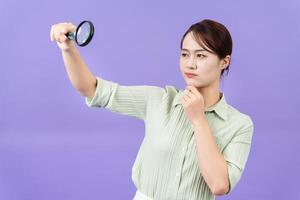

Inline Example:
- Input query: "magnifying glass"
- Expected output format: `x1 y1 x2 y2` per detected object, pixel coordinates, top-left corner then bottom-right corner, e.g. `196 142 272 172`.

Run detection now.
66 20 94 47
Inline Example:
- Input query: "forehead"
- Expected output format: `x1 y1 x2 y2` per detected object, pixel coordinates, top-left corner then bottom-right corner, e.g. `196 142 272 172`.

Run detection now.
182 32 211 53
182 32 202 49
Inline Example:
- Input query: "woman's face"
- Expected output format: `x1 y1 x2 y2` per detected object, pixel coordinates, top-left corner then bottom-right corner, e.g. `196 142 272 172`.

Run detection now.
179 32 226 88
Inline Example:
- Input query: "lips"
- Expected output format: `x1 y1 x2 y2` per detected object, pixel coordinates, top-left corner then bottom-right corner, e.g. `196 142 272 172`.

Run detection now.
185 73 197 76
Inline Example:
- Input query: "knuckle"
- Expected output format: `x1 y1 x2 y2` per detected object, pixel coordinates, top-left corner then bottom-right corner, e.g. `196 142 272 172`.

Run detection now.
60 27 66 33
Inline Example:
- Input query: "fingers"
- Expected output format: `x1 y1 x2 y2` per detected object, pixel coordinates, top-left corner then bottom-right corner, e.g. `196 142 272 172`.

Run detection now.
50 25 55 41
54 26 62 42
59 34 68 43
50 22 76 43
186 86 201 97
183 86 199 102
184 89 192 99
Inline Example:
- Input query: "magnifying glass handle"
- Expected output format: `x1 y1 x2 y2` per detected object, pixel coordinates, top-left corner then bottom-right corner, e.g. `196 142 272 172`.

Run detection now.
66 32 75 40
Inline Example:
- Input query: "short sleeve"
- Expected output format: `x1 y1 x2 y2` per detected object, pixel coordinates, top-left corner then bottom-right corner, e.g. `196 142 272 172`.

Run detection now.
85 76 151 121
222 117 254 194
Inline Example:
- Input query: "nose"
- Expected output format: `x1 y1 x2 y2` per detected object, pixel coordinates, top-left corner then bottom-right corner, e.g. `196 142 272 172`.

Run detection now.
186 56 197 70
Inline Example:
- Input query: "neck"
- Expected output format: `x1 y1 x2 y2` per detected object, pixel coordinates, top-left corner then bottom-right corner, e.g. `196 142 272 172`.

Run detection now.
196 79 221 110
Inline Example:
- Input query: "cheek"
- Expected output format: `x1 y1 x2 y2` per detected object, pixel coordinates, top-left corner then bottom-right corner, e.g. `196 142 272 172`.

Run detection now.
179 60 185 72
194 63 220 83
197 60 219 75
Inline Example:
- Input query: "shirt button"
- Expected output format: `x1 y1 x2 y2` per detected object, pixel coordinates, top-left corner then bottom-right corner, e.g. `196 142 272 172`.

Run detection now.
182 147 186 152
176 172 180 177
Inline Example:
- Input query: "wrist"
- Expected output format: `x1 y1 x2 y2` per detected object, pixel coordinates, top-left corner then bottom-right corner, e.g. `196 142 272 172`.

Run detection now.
62 45 77 53
192 113 206 129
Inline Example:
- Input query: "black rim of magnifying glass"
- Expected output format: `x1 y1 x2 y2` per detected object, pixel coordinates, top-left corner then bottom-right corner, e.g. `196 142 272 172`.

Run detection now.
75 20 94 47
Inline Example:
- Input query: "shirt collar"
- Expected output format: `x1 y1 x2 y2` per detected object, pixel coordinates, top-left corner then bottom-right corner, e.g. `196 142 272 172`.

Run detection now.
172 90 229 121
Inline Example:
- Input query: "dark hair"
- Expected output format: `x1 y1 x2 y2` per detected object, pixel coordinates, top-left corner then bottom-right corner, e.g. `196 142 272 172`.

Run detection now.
180 19 233 77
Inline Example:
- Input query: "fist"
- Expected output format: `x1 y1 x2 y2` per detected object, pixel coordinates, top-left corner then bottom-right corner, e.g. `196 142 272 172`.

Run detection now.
50 22 77 51
181 86 205 127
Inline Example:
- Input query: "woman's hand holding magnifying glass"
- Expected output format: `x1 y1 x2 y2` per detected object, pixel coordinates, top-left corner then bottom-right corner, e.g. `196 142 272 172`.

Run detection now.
50 21 94 51
50 22 77 51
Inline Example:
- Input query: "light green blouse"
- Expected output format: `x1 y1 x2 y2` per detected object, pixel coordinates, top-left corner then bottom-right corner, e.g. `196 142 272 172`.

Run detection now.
86 76 254 200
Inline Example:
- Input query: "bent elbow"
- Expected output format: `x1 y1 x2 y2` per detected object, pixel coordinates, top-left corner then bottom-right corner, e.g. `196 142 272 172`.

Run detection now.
211 181 229 196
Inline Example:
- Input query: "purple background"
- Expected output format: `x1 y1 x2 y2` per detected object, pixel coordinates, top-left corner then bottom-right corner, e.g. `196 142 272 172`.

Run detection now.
1 0 299 199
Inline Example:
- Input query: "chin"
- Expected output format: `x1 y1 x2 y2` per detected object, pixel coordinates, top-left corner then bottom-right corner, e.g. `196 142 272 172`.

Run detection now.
185 77 198 83
185 79 206 88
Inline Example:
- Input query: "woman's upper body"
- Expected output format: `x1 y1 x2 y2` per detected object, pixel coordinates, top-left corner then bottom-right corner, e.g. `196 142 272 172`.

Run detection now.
85 76 254 200
51 18 254 200
85 19 254 200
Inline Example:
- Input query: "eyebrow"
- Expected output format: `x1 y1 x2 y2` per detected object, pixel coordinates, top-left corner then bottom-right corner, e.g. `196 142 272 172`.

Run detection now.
181 48 206 53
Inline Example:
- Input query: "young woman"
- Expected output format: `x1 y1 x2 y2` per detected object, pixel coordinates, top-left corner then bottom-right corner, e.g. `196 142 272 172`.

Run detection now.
50 19 254 200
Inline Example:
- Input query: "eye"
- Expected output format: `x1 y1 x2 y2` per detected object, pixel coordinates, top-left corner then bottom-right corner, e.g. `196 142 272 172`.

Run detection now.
181 53 188 57
197 54 205 58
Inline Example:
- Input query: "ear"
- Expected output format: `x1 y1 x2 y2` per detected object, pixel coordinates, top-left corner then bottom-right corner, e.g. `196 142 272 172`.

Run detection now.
220 55 231 70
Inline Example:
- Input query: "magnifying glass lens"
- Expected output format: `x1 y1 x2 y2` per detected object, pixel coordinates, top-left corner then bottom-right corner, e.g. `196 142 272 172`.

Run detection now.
77 22 92 45
66 20 94 47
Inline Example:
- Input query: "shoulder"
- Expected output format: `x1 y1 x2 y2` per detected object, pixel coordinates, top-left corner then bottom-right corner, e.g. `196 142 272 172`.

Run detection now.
147 84 181 100
226 104 254 130
145 85 183 110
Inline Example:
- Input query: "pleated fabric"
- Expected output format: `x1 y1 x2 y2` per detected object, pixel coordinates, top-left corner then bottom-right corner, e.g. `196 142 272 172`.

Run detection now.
86 76 254 200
